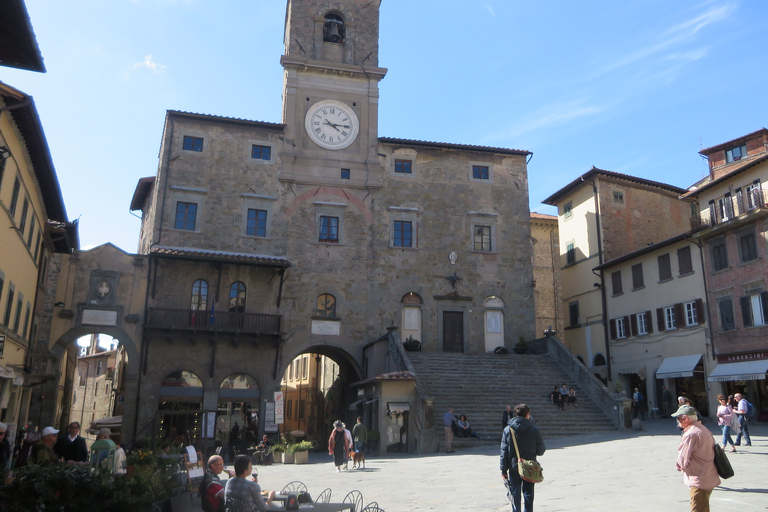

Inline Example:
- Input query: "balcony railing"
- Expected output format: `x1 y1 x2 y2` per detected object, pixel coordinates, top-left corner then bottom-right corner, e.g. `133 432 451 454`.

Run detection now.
146 308 282 336
691 188 765 229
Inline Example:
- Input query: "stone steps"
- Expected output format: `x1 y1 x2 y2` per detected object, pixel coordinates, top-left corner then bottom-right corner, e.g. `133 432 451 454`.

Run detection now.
407 352 617 449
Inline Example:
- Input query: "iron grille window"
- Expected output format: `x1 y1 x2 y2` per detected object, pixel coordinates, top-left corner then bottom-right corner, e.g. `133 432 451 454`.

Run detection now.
474 225 492 251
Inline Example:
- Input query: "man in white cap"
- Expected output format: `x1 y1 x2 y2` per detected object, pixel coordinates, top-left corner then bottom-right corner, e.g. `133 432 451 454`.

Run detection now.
31 427 60 466
672 404 720 512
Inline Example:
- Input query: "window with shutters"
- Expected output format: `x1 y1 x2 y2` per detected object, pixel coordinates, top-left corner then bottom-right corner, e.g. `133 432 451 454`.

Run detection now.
658 254 672 281
611 271 623 296
677 246 693 275
740 292 768 327
631 263 644 289
711 241 728 271
566 241 575 265
616 317 627 339
738 231 758 263
663 306 676 330
718 298 735 331
746 180 762 210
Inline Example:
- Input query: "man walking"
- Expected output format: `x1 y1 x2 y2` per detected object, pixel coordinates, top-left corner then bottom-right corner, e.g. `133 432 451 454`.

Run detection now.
500 404 545 512
502 405 512 428
661 385 673 417
443 408 457 453
352 416 367 453
673 404 720 512
733 393 751 446
53 421 88 463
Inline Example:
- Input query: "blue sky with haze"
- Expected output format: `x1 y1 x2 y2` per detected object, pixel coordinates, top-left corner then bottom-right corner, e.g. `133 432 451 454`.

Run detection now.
2 0 766 252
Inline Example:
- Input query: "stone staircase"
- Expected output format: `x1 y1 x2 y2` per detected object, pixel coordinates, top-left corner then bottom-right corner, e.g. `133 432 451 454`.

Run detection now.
407 352 617 450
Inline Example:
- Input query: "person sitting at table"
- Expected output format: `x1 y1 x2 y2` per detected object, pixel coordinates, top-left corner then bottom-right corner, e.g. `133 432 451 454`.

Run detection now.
456 414 482 440
257 435 271 451
225 455 275 510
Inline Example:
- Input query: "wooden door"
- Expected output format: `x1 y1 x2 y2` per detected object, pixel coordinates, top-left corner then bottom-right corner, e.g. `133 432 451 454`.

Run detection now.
442 311 464 352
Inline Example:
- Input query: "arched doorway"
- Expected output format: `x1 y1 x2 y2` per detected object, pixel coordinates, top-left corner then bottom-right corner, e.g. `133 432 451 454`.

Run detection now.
277 347 360 447
217 373 260 460
156 370 204 450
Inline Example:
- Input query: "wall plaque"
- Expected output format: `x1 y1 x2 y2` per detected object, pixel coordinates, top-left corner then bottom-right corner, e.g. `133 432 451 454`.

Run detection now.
311 320 341 336
82 309 118 326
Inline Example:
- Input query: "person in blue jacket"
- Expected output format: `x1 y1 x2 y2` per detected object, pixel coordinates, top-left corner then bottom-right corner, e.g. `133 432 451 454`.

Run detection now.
500 404 546 512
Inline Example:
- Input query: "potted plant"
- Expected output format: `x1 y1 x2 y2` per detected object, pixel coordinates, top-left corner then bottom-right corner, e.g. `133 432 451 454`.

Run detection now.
271 444 285 464
403 335 422 352
513 336 527 354
282 443 295 464
292 441 312 464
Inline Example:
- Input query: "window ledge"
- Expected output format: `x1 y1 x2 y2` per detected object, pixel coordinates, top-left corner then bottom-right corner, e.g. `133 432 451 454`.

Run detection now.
391 245 418 250
632 286 645 292
657 278 674 284
471 250 497 255
311 316 341 322
611 292 624 298
316 241 343 246
678 271 695 278
737 257 761 268
710 267 732 275
564 324 581 331
242 235 272 241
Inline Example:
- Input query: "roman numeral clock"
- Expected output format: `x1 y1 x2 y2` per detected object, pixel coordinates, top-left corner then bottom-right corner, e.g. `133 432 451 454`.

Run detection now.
304 100 360 150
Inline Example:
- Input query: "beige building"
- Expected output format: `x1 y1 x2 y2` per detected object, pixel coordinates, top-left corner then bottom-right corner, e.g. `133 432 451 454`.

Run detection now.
542 168 692 381
683 128 768 418
594 234 719 417
0 82 77 442
530 212 562 338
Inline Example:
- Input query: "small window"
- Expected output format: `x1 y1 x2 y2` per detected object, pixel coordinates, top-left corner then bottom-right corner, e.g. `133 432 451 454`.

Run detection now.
719 299 735 331
13 296 22 332
19 198 29 234
174 202 198 230
474 225 492 252
613 191 624 204
563 201 573 220
317 293 336 318
393 220 412 247
2 288 13 326
741 292 768 327
9 178 20 217
229 282 246 313
738 232 758 262
631 263 644 289
637 312 648 335
711 242 728 271
658 253 672 281
718 195 734 222
566 242 575 264
27 216 36 248
568 301 579 327
678 246 693 275
251 144 271 160
725 144 746 163
472 165 489 180
182 136 204 152
616 317 627 339
611 271 623 295
394 159 412 174
319 216 339 243
340 168 350 180
685 301 699 326
246 209 267 237
664 306 676 330
191 279 208 311
746 181 762 210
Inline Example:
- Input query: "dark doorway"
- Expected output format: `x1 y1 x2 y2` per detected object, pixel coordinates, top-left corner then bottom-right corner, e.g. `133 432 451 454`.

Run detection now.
442 311 464 352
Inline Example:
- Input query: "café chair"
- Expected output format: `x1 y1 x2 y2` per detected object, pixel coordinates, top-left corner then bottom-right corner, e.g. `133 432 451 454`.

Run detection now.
315 487 332 503
225 497 262 512
281 480 308 493
361 503 383 512
343 490 364 512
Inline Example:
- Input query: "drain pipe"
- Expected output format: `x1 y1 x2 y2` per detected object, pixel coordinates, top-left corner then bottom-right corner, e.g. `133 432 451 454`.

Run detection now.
588 177 611 380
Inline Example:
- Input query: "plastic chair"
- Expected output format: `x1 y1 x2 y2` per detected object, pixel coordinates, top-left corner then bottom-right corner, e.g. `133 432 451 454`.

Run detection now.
343 490 364 512
315 487 332 503
281 480 308 493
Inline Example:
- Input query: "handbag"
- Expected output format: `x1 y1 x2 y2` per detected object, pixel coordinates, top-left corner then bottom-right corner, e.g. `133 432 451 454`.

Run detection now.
713 443 734 479
510 428 544 483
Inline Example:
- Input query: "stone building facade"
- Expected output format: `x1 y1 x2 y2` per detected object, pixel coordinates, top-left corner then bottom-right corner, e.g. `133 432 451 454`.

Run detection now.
111 0 536 450
530 212 563 338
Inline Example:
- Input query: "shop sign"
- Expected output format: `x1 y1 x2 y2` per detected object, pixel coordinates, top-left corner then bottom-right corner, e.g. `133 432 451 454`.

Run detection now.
274 391 284 424
717 352 767 364
710 373 766 382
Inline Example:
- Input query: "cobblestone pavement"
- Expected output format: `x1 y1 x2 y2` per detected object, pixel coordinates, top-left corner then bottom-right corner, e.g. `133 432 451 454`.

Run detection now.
204 419 767 511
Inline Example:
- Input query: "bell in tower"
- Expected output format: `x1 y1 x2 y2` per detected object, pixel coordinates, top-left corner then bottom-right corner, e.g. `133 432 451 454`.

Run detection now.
323 13 345 44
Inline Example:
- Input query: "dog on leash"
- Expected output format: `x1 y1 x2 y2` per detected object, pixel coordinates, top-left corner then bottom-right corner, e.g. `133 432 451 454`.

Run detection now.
349 449 365 469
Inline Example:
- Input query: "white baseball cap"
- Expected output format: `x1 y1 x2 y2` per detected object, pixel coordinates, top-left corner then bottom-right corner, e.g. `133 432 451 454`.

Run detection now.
42 426 59 437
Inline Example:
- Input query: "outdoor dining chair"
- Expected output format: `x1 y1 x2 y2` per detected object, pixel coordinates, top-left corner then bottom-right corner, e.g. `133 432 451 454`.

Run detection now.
315 487 332 503
343 490 364 512
361 501 383 512
225 497 261 512
281 480 308 493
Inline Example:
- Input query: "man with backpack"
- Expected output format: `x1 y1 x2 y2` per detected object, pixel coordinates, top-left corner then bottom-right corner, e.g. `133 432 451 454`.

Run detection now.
733 393 752 446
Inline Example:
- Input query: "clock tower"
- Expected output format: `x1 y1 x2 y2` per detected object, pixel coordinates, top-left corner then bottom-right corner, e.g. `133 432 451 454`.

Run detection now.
280 0 387 188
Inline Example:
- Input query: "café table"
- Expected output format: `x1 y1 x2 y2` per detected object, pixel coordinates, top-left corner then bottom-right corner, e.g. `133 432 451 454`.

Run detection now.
269 502 355 512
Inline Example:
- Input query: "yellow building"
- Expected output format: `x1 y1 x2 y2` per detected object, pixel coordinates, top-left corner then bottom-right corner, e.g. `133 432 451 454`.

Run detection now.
0 82 77 442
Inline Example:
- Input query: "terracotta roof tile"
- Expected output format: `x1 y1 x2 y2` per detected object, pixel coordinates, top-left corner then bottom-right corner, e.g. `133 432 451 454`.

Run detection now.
150 246 290 267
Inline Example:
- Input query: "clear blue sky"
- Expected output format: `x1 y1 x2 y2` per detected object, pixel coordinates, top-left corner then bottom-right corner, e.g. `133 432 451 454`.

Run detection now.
3 0 767 252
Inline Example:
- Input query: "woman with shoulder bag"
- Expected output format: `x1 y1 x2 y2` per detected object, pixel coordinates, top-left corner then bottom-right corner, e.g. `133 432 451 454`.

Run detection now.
716 395 736 453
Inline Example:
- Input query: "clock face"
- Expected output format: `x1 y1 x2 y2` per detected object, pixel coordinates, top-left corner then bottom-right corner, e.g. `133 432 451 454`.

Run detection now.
304 100 359 150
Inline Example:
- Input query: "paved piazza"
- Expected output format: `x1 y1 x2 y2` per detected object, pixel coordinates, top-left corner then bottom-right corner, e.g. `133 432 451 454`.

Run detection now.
214 420 767 511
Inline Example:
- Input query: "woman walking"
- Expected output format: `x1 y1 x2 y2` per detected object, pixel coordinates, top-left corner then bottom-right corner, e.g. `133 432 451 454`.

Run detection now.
716 395 737 452
328 420 351 472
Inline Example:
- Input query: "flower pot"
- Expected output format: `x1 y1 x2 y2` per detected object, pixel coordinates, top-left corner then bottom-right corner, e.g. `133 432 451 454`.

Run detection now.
282 452 294 464
513 347 527 354
293 451 308 464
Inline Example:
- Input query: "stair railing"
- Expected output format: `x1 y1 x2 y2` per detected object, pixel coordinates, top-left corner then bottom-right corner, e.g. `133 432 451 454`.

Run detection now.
386 328 436 452
543 334 624 429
